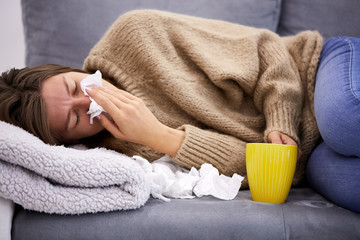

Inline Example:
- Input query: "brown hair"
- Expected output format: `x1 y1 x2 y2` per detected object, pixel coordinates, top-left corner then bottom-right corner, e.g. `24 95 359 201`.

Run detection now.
0 64 86 145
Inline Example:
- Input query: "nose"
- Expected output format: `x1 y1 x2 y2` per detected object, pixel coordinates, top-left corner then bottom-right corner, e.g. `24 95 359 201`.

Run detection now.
74 94 92 109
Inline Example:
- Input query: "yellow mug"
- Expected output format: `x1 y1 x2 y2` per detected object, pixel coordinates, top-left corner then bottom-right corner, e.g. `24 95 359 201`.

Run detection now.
246 143 297 203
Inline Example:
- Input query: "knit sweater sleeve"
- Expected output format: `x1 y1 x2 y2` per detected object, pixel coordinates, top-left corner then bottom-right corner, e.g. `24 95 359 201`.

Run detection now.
173 124 248 177
138 10 303 144
251 34 303 144
151 10 304 144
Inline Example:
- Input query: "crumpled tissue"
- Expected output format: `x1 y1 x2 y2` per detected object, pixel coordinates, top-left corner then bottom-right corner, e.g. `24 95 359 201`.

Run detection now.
133 155 244 201
80 70 106 124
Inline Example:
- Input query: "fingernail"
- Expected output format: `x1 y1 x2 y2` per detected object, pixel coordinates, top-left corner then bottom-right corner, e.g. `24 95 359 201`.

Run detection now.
98 86 108 90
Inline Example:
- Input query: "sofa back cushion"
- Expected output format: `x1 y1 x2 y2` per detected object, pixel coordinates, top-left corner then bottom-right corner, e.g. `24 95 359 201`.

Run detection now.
21 0 281 69
277 0 360 39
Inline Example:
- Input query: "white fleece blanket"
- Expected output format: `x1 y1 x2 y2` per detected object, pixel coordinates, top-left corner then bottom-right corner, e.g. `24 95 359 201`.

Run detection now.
0 119 243 218
0 121 150 215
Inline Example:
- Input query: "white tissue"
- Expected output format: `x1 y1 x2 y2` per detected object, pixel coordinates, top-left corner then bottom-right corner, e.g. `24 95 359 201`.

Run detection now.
193 164 244 200
133 155 244 201
80 70 106 124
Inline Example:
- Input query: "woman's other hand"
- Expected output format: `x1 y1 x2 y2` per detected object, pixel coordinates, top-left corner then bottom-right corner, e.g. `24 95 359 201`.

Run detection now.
268 131 302 159
87 86 184 156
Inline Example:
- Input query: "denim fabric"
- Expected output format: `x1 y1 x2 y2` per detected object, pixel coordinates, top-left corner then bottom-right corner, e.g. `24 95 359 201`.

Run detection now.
307 142 360 213
307 37 360 213
314 37 360 157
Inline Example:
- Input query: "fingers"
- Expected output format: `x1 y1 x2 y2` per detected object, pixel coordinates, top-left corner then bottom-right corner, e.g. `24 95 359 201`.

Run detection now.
268 131 303 160
268 131 296 146
281 134 303 159
268 131 284 145
96 87 134 104
87 87 131 114
90 91 122 118
97 112 124 139
280 134 297 147
86 87 145 142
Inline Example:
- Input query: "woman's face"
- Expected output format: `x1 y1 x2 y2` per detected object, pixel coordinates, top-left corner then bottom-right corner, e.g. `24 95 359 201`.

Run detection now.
41 71 105 142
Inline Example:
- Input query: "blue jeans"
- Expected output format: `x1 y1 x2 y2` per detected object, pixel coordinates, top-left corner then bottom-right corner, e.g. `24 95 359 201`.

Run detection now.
307 37 360 213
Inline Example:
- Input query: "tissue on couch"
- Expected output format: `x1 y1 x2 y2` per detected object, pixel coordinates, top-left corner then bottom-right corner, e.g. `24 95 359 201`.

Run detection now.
134 155 244 201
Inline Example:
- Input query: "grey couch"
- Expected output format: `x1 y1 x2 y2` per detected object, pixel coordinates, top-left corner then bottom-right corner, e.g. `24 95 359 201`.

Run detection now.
12 0 360 239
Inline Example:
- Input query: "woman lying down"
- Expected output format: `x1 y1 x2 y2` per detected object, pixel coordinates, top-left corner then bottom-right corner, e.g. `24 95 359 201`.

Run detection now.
1 10 359 212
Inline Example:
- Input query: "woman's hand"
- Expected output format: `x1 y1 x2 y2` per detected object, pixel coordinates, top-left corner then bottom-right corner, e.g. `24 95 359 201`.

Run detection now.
87 86 185 156
268 131 302 159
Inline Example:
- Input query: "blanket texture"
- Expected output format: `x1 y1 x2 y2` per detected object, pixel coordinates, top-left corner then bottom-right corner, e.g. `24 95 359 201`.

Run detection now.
0 121 150 214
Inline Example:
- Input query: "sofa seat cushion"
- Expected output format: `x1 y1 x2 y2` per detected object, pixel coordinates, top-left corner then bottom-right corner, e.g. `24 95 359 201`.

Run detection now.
12 188 360 240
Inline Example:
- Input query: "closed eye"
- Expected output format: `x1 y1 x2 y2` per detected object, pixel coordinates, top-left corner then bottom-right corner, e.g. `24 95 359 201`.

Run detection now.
74 80 78 95
72 110 80 128
75 111 80 126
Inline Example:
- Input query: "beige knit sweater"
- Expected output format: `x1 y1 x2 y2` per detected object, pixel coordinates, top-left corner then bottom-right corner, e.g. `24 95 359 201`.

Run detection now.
83 10 323 188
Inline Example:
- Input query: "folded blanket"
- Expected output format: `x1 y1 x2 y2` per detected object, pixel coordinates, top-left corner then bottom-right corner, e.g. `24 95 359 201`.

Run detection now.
0 121 150 214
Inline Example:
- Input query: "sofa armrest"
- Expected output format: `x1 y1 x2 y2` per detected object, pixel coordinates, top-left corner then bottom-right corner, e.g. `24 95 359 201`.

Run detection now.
0 197 14 240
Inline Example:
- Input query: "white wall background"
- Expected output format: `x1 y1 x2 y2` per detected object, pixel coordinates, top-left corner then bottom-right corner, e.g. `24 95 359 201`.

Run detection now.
0 0 25 72
0 2 22 237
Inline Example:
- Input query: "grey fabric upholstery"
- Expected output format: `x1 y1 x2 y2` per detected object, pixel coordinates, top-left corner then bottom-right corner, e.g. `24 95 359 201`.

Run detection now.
22 0 281 69
11 0 360 239
277 0 360 39
12 189 360 240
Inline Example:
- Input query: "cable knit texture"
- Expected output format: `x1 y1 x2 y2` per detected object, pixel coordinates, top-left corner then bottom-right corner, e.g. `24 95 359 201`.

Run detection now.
83 10 323 187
